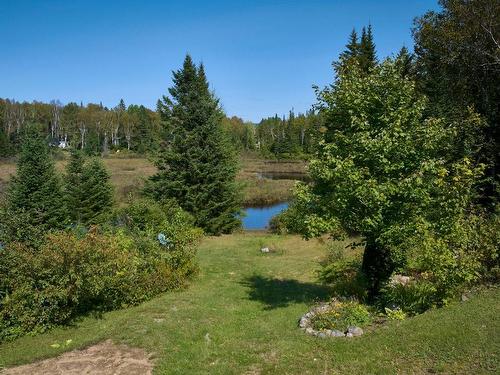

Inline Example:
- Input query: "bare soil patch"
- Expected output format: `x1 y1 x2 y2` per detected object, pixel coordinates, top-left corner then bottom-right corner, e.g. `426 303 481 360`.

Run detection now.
1 340 153 375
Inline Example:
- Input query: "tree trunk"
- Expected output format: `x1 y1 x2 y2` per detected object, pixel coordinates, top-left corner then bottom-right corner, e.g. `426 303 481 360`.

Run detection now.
361 238 394 300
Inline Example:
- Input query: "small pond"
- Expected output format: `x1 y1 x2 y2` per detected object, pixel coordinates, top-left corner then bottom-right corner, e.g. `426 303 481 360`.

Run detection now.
242 202 289 230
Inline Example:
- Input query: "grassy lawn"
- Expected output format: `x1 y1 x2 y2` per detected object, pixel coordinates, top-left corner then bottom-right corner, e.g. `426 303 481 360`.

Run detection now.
0 154 306 206
0 233 498 374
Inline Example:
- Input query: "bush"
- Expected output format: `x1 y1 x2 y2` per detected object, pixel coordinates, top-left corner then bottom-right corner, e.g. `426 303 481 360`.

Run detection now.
0 199 203 341
269 212 288 234
319 241 368 301
0 228 197 340
310 300 372 331
115 198 203 250
378 211 500 314
379 278 438 315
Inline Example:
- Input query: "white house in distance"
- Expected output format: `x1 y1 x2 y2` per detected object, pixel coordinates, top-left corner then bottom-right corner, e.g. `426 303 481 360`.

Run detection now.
58 139 69 149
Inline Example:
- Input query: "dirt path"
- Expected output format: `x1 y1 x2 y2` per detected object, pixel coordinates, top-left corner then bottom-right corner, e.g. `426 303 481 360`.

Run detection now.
1 340 153 375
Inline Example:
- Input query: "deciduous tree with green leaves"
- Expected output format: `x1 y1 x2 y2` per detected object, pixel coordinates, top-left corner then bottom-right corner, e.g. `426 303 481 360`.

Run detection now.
285 58 483 296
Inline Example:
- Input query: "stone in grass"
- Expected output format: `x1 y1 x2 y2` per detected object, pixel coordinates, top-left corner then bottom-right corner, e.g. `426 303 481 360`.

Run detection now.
306 327 314 335
331 330 345 337
317 332 327 338
345 332 354 338
347 326 363 337
260 247 270 253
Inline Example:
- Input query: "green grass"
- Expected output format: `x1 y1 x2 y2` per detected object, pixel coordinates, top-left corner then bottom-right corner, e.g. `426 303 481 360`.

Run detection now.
0 233 498 374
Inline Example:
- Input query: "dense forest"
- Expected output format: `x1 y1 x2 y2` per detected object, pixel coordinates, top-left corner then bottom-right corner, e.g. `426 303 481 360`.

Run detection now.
0 98 325 159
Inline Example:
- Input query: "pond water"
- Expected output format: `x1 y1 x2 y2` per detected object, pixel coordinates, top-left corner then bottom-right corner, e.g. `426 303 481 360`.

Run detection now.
242 202 289 230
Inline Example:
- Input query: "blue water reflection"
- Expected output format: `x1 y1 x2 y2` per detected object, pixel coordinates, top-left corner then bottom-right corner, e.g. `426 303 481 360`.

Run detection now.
242 202 289 230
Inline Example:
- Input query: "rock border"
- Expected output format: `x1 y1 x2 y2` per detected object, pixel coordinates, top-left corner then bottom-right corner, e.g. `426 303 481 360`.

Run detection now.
298 302 364 338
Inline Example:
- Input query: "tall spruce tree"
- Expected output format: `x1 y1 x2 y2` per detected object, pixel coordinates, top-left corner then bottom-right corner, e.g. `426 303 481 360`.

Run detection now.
79 158 114 225
395 46 414 78
2 130 67 243
64 149 86 224
147 55 242 234
359 24 377 73
340 28 360 62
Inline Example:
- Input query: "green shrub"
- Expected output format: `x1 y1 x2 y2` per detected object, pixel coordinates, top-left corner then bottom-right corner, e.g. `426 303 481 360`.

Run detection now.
319 241 368 301
115 198 203 250
379 278 438 315
378 211 499 314
311 300 372 331
0 223 200 341
269 212 288 234
384 307 406 320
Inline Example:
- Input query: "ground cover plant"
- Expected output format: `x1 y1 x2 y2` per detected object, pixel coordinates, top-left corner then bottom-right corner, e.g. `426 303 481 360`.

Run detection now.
310 300 373 332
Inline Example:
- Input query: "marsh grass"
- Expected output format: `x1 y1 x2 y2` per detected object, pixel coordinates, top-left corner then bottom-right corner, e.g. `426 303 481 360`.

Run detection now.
0 154 307 207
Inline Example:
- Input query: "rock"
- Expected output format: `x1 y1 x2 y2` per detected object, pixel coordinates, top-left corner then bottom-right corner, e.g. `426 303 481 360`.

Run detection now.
331 330 345 337
461 294 469 302
318 332 327 338
324 330 333 336
346 332 353 338
389 274 411 287
260 247 270 253
299 318 308 328
347 326 363 336
305 327 314 335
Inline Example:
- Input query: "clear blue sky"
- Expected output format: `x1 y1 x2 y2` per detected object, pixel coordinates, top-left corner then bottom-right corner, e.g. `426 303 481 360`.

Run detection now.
1 0 439 122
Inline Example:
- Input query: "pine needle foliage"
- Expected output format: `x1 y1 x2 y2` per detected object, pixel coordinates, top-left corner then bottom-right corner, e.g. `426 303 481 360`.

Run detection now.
1 130 67 244
147 55 242 234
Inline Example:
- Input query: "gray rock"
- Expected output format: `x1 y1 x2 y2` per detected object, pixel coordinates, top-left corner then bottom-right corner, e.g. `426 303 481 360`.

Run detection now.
318 332 327 338
347 326 363 336
260 247 270 253
461 294 469 302
331 330 345 337
345 332 353 338
305 327 314 335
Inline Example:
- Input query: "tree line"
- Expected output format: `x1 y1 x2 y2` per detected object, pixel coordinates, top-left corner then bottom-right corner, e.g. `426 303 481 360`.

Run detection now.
0 99 161 156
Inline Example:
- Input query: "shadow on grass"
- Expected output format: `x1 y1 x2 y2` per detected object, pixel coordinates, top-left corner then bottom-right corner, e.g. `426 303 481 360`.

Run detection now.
241 275 332 310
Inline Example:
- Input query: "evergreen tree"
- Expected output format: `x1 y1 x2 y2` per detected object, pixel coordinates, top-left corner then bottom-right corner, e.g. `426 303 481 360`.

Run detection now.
79 158 114 225
340 28 360 61
64 149 86 224
395 46 414 78
359 24 377 73
2 130 67 242
117 98 126 112
146 55 242 234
